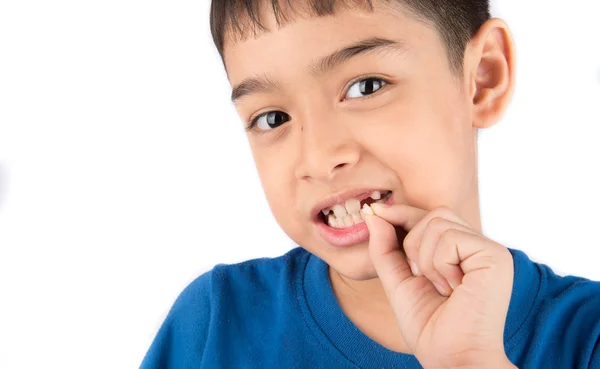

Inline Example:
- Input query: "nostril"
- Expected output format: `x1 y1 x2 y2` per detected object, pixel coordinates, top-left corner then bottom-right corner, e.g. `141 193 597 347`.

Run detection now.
333 163 347 170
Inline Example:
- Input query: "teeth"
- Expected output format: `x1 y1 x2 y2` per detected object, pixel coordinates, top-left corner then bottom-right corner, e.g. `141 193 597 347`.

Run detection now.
326 211 368 228
332 204 347 218
327 214 337 228
342 215 354 227
323 191 391 228
361 203 374 215
344 198 361 214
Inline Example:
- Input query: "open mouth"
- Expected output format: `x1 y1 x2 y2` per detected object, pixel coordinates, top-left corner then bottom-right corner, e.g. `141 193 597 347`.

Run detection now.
317 190 392 229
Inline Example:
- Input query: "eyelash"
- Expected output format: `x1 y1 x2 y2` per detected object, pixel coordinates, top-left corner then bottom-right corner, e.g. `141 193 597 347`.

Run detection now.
245 76 391 131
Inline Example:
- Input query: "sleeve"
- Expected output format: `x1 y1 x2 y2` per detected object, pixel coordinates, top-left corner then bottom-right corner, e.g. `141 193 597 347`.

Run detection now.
590 337 600 369
139 271 213 369
554 280 600 369
524 269 600 369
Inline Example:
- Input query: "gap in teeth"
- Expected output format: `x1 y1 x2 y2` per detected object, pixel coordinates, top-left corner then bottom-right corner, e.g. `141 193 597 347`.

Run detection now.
323 190 390 216
324 191 390 228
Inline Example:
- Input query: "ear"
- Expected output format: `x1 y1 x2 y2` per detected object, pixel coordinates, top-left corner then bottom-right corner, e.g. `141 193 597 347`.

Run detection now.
464 18 516 129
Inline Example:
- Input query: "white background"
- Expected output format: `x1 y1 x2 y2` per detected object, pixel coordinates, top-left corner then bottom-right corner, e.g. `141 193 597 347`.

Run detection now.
0 1 599 368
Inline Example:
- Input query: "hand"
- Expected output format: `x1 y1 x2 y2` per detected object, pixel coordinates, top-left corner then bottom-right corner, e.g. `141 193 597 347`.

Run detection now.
364 204 517 369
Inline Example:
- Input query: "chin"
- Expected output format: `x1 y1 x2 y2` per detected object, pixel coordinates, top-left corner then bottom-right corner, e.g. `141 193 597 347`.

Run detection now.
325 242 381 281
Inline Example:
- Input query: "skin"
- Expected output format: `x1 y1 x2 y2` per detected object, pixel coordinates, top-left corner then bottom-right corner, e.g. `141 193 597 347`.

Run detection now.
223 1 517 367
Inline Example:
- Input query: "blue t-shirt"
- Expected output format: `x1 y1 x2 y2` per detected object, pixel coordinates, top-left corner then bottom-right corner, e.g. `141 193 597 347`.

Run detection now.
140 247 600 368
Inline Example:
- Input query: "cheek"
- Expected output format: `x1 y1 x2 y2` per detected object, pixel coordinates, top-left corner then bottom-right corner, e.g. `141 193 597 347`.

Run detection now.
254 154 288 202
362 97 475 207
249 142 302 229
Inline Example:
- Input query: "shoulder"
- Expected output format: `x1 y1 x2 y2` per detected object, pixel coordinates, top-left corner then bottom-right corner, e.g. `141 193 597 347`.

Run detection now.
511 249 600 368
538 259 600 367
195 246 309 297
533 253 600 316
140 247 311 368
510 248 600 302
171 246 310 318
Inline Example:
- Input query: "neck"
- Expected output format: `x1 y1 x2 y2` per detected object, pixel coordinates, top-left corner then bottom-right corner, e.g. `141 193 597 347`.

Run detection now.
329 266 390 306
329 264 412 353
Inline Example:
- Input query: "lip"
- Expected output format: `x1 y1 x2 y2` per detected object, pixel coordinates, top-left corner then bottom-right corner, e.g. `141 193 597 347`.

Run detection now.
314 191 394 248
310 187 392 221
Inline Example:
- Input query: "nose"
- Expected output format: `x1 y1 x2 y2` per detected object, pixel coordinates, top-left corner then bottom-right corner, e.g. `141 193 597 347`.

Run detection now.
294 112 360 182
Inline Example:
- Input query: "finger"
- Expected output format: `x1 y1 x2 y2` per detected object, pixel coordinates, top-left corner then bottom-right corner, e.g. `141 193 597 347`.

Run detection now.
365 212 448 350
435 229 514 312
418 217 477 296
364 213 413 299
403 206 472 255
369 203 429 233
400 206 473 276
369 203 428 271
432 229 469 292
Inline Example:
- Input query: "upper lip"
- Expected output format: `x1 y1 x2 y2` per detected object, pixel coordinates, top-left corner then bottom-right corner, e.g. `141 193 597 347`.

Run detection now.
310 187 391 220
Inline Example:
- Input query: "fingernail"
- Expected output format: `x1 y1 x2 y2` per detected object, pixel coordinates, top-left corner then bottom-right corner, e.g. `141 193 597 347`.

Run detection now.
409 259 420 275
448 280 458 290
433 282 447 296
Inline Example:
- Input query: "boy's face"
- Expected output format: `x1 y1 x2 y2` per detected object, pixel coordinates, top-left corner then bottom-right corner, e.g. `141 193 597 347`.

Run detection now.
224 4 483 281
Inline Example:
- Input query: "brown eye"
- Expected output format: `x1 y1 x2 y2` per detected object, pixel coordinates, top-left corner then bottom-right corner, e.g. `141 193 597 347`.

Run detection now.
345 77 387 99
253 111 290 131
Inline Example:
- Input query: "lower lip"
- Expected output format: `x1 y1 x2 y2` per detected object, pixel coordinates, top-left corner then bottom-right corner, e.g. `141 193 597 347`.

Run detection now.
315 193 393 248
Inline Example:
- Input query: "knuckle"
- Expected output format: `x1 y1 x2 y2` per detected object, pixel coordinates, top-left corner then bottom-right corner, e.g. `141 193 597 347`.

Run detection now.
439 228 460 243
434 233 455 263
428 216 447 227
432 252 445 270
426 216 448 232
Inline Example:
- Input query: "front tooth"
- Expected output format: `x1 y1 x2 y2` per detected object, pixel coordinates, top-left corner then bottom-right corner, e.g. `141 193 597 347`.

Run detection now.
343 215 354 227
351 212 363 224
371 191 381 200
327 214 337 228
344 198 361 214
332 204 347 218
362 203 374 215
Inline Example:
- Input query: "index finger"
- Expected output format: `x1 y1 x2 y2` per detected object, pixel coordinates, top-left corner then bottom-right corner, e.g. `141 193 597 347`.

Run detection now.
370 203 429 232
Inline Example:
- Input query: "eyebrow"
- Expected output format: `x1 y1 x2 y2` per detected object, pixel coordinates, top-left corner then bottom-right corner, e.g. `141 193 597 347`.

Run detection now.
230 37 407 103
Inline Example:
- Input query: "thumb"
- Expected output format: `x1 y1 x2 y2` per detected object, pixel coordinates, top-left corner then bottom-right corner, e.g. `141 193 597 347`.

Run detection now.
365 213 413 299
365 213 443 351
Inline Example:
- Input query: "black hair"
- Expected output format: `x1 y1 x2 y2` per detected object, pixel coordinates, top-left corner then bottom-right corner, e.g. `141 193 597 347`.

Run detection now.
209 0 490 74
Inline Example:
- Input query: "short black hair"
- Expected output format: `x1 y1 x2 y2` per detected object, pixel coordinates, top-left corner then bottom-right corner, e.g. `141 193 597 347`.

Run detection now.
209 0 491 74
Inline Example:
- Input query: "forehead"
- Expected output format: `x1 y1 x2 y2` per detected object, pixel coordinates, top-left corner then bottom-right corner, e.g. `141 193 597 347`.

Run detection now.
222 3 438 87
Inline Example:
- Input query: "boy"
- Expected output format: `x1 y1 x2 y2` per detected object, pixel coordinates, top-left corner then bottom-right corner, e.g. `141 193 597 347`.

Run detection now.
140 0 600 368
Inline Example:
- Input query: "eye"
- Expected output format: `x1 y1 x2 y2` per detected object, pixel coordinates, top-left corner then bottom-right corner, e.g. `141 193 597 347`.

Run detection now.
345 77 387 99
249 111 291 131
